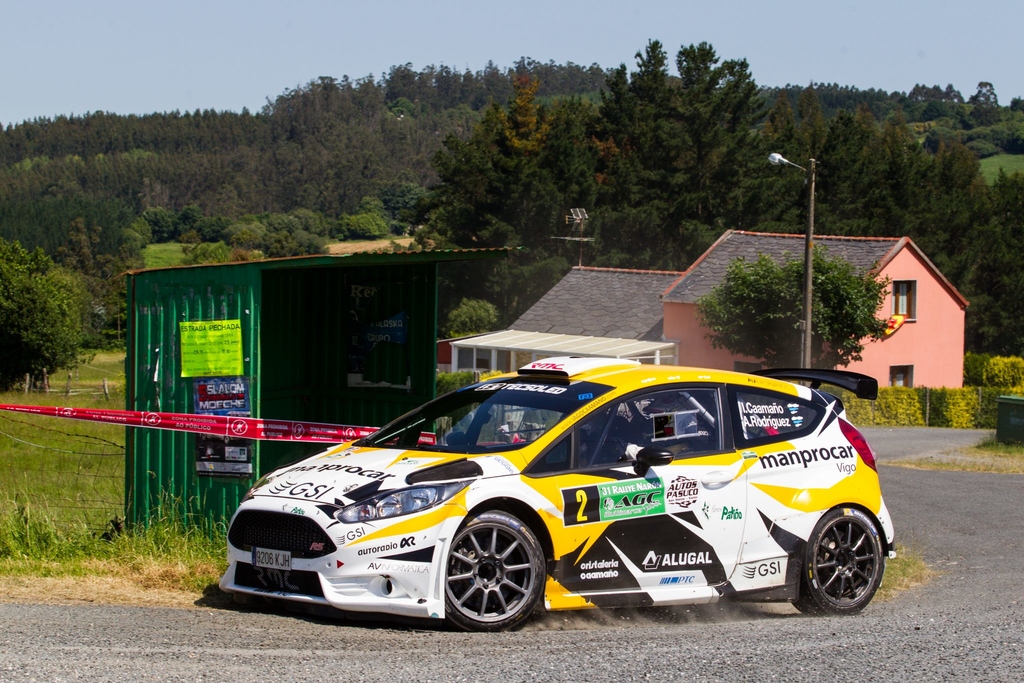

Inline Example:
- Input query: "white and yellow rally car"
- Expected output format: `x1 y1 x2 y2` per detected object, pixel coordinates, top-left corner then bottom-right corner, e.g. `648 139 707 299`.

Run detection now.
220 357 894 631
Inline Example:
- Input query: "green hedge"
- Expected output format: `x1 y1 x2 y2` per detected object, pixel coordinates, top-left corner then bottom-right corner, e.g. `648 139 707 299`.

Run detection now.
964 353 1024 387
436 371 476 395
839 385 1022 429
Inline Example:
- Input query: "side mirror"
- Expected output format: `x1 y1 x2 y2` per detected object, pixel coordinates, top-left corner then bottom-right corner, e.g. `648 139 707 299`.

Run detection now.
633 447 674 476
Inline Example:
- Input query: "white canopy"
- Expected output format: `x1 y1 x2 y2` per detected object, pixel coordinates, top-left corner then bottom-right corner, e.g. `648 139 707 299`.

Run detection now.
449 330 676 371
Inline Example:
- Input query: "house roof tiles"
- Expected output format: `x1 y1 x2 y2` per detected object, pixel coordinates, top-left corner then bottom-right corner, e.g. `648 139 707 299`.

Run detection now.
661 231 902 304
511 266 684 341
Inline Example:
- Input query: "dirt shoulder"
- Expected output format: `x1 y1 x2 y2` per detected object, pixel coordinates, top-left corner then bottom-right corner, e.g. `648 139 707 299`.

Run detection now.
0 575 224 610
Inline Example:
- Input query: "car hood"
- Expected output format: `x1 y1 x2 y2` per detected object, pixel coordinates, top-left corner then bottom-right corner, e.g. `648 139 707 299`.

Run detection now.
249 445 525 505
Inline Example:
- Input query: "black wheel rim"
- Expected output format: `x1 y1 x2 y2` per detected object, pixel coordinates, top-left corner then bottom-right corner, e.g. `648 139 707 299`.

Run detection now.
811 517 879 607
445 522 537 624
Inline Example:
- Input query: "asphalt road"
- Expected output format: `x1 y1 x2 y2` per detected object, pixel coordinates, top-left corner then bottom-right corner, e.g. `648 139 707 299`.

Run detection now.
1 428 1022 682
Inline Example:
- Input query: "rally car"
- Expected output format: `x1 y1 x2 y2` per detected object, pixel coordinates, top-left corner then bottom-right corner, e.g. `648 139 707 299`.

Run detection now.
220 357 894 631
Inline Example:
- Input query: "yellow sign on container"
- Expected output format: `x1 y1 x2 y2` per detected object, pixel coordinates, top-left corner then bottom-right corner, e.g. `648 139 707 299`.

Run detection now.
179 320 244 377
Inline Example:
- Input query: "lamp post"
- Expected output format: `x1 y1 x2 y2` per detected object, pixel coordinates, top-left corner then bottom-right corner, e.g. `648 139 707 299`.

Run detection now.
768 153 816 369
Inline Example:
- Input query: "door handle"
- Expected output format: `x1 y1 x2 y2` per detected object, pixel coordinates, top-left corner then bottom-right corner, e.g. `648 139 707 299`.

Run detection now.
701 470 735 490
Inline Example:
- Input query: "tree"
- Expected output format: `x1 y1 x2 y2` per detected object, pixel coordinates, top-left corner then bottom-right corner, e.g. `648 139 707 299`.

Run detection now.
0 237 86 389
422 74 584 324
964 171 1024 354
797 86 827 160
339 197 391 239
697 248 888 368
593 41 768 269
969 82 1000 127
443 298 499 338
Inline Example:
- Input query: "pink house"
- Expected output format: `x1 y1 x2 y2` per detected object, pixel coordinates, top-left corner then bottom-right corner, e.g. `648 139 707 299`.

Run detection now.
661 231 969 388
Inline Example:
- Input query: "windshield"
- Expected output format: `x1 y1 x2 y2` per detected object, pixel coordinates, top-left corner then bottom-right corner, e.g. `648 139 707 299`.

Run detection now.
359 378 614 453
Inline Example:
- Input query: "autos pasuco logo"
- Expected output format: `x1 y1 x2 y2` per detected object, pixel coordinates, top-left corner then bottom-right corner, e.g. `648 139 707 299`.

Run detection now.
666 476 698 508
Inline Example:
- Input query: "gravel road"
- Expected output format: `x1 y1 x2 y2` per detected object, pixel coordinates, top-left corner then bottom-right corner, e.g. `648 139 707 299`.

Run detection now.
1 428 1021 682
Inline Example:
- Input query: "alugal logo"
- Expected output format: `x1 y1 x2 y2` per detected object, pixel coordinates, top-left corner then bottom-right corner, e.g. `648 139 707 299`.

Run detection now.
642 550 711 570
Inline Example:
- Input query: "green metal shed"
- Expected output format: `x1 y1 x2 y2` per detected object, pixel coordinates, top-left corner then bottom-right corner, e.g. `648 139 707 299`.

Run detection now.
124 248 507 529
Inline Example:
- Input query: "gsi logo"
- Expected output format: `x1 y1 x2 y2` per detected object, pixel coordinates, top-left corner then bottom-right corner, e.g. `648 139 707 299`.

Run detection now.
741 560 781 580
337 526 366 546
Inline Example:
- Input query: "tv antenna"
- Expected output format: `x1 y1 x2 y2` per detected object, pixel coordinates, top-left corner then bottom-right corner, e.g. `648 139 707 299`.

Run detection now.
552 208 592 266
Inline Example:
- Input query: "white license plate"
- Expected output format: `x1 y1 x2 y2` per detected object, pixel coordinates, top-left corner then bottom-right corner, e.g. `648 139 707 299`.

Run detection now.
252 547 291 570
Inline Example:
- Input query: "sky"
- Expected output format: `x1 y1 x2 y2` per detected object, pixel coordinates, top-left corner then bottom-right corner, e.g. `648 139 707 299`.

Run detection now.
2 0 1021 127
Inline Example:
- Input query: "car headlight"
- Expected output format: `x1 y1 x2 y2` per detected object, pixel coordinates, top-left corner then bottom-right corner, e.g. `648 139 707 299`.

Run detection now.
335 481 470 523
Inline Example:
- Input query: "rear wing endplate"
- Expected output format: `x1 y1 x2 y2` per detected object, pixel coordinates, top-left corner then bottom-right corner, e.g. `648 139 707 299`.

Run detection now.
751 368 878 401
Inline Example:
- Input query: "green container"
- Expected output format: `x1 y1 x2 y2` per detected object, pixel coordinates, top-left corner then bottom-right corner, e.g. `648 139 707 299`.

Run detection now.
995 395 1024 443
124 250 507 529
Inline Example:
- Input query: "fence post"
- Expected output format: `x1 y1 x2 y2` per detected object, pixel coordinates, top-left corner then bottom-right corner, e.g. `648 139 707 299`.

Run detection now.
925 387 931 427
978 387 983 428
65 372 72 396
42 369 49 393
24 373 30 393
103 378 110 401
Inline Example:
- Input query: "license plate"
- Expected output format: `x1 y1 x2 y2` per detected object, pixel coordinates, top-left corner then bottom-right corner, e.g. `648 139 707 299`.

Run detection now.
252 547 291 570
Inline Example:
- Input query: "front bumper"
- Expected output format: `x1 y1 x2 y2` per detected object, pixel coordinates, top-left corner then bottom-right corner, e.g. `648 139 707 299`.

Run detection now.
219 500 466 620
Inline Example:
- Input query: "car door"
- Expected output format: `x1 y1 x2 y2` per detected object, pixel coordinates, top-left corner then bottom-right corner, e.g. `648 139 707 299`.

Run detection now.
725 385 826 590
545 385 748 605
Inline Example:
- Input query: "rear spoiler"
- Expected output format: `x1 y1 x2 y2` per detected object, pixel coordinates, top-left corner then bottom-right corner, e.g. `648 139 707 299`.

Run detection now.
751 368 878 401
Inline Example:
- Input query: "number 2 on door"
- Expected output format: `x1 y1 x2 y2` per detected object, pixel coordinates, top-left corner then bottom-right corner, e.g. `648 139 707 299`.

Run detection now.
576 489 588 523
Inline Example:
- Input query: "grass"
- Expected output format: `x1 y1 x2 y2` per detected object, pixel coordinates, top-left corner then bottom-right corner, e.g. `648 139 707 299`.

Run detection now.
889 436 1024 473
876 543 935 602
142 242 186 269
1 350 230 605
979 153 1024 184
0 501 227 603
0 351 126 531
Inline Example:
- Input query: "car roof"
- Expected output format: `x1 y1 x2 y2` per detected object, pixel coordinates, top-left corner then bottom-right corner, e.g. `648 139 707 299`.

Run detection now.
511 356 805 397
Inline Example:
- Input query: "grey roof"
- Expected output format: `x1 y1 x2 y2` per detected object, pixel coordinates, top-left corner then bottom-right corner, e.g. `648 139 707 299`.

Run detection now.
662 231 899 304
511 267 684 341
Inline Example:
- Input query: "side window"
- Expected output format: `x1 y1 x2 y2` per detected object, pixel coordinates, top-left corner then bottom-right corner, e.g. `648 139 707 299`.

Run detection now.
575 387 722 469
525 434 572 476
732 388 819 445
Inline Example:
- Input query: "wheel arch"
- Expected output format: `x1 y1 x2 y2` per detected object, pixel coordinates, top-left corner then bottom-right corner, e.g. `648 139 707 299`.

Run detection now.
465 497 554 566
834 503 892 557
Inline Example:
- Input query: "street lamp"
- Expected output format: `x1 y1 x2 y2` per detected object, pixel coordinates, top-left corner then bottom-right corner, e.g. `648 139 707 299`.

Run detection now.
768 153 816 369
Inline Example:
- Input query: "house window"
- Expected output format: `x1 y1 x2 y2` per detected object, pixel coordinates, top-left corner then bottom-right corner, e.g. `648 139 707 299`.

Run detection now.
455 348 511 372
457 348 474 371
890 365 913 388
892 281 916 319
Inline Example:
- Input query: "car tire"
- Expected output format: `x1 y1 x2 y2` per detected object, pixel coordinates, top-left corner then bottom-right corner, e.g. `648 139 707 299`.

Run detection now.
444 510 545 632
794 507 885 615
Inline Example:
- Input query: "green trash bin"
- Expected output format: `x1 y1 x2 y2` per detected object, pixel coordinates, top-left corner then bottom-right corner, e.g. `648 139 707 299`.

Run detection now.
996 395 1024 443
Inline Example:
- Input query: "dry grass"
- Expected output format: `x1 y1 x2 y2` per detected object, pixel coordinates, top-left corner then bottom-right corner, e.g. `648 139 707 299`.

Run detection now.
0 575 221 609
0 557 230 609
887 438 1024 473
0 498 230 610
876 543 935 602
327 237 415 254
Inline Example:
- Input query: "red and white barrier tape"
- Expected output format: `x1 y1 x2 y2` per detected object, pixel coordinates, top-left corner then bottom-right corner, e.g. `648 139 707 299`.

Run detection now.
0 404 380 443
